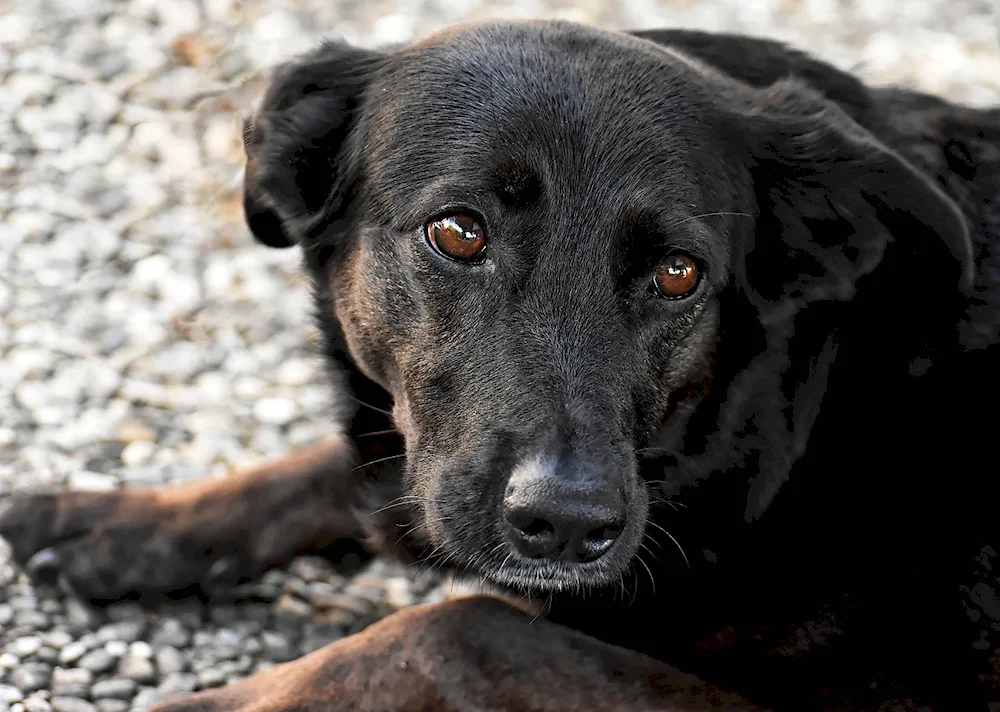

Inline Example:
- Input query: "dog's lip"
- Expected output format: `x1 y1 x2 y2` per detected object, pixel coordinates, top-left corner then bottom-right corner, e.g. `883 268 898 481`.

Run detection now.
473 549 629 593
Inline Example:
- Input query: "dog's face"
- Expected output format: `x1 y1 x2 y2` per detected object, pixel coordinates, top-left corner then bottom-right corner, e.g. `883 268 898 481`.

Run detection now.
242 21 971 592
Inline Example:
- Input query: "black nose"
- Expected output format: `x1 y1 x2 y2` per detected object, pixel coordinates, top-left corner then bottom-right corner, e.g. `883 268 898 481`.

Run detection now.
503 460 625 564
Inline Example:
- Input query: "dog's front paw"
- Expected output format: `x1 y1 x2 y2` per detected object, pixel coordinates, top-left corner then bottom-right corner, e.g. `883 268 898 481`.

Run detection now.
0 436 372 601
0 485 262 600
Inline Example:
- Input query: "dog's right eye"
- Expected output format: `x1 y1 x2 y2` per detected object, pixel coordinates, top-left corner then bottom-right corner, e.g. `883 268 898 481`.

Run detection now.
653 253 700 299
425 214 487 263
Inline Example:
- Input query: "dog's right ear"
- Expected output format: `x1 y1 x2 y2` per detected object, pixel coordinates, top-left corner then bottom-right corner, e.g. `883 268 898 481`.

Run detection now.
242 41 382 249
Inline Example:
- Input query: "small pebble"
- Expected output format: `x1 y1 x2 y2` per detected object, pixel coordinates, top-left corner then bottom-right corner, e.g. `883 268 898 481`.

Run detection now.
95 702 127 712
195 668 226 689
0 686 24 704
49 698 96 712
150 621 189 649
64 601 99 630
0 655 19 670
65 471 117 492
129 688 166 711
117 652 156 684
252 397 298 426
260 631 294 664
50 668 91 697
115 420 155 444
56 644 87 667
157 673 196 695
89 680 136 701
23 698 51 712
9 664 50 694
76 650 115 675
152 647 184 676
9 637 43 658
35 648 59 666
101 642 127 659
39 633 72 651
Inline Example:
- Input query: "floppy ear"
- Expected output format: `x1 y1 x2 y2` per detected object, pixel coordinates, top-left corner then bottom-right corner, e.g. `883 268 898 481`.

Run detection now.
242 40 381 249
730 80 974 323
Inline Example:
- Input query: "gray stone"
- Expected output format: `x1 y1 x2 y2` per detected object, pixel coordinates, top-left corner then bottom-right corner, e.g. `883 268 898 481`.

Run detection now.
149 621 189 649
39 633 72 651
49 698 96 712
195 668 226 689
274 594 312 626
152 647 184 676
89 679 135 700
128 688 166 711
12 612 48 630
8 638 42 659
260 631 294 663
76 649 115 675
64 600 99 630
34 649 59 666
49 668 91 698
9 664 50 694
116 652 155 684
56 643 88 667
0 686 24 704
126 642 151 659
65 471 117 492
101 642 126 659
156 673 196 695
22 698 51 712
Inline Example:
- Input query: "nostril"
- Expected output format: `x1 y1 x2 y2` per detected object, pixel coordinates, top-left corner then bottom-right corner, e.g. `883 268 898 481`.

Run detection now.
517 518 555 538
504 509 561 559
575 520 624 563
585 522 623 544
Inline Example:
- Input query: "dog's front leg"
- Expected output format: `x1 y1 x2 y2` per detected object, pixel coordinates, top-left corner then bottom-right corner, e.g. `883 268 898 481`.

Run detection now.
146 596 770 712
0 434 408 600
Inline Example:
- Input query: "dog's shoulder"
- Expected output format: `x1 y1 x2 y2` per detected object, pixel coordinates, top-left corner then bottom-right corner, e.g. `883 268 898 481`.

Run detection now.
882 91 1000 349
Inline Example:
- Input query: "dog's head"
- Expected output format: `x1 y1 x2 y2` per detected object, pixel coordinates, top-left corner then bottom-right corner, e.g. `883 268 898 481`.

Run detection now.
241 21 972 593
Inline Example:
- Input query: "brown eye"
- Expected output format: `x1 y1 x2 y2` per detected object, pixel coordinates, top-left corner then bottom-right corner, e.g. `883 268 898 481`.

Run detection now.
654 253 700 298
425 214 487 262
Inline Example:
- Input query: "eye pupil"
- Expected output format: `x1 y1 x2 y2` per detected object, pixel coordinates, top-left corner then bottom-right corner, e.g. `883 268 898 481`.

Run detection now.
654 253 700 298
426 214 487 262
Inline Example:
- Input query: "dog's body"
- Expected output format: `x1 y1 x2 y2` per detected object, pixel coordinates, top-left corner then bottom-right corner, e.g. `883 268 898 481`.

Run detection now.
1 21 998 712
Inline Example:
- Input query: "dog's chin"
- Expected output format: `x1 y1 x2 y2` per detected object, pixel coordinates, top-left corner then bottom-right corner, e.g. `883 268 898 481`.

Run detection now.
456 530 643 594
477 556 630 594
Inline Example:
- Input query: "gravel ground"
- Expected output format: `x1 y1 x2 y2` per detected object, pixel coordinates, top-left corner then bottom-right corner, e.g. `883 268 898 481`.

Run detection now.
0 1 998 710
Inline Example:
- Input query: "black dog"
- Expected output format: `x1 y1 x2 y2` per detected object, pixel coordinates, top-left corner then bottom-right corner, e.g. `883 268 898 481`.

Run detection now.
1 20 998 712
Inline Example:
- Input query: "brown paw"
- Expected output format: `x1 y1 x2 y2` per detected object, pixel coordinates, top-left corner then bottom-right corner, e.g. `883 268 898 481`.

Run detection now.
0 487 259 600
0 437 376 601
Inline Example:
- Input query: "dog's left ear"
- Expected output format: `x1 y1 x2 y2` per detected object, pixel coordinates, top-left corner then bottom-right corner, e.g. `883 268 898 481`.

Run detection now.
242 41 382 249
730 81 974 322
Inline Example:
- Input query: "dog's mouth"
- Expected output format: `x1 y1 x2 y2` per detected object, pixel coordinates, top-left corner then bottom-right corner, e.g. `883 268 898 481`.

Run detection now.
423 507 650 595
473 548 635 594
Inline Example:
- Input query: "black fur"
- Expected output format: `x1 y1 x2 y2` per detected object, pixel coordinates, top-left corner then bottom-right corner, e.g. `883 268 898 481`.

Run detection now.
243 21 999 711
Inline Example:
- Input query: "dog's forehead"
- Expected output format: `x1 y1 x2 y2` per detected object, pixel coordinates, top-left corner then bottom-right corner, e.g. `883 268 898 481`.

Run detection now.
360 21 726 219
374 21 710 141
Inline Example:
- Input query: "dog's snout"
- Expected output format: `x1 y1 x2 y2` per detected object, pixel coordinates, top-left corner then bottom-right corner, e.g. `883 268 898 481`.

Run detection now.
503 459 625 564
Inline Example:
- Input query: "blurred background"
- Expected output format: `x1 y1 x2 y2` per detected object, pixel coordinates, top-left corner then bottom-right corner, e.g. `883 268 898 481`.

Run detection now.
0 1 998 710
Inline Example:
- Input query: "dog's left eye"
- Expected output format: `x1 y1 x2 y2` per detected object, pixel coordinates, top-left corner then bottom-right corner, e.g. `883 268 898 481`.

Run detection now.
653 253 700 298
425 214 487 262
